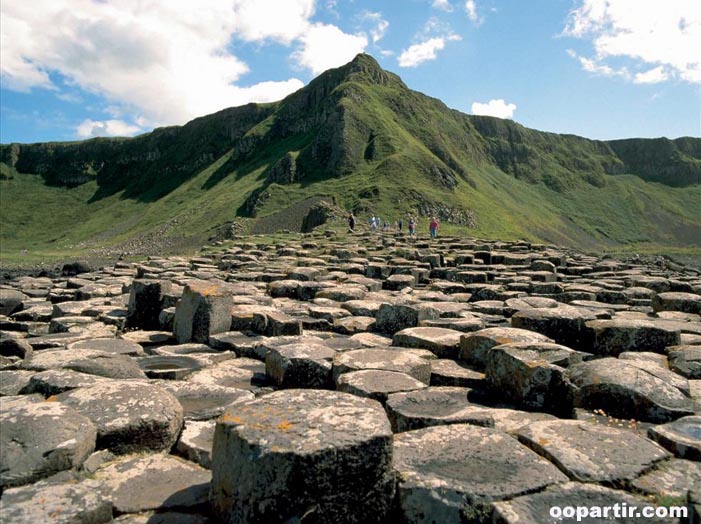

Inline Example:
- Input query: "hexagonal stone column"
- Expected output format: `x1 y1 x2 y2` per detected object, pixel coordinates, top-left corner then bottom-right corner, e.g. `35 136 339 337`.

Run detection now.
393 424 567 524
211 390 394 524
126 279 172 330
173 281 234 343
516 420 669 483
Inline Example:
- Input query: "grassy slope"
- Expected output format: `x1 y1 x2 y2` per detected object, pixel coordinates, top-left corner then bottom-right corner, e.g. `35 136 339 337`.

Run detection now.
2 55 700 263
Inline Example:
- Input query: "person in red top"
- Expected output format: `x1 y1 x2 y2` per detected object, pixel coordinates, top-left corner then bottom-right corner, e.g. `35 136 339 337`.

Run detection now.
429 216 439 239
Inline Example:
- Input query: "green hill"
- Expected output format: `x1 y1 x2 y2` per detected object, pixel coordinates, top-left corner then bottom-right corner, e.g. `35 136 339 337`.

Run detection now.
1 54 700 261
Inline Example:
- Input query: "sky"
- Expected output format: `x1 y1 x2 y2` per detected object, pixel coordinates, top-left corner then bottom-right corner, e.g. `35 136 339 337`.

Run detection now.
1 0 699 144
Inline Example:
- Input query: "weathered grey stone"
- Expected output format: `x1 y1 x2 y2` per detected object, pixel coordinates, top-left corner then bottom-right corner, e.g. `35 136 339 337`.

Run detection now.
486 342 582 415
265 342 335 388
333 348 432 384
375 303 439 334
20 368 111 396
632 458 701 499
392 327 462 358
337 369 427 403
0 393 43 410
482 408 557 433
648 415 701 460
211 390 394 524
68 337 145 356
0 478 112 524
652 292 701 314
95 453 211 514
567 358 694 423
516 419 669 482
176 420 215 469
0 369 35 396
56 381 183 454
113 512 211 524
585 318 681 356
25 347 146 379
333 315 376 334
136 355 202 379
459 327 554 368
155 380 254 420
0 337 32 360
0 289 27 316
386 387 495 432
0 401 96 488
393 424 568 524
173 281 234 343
491 482 673 524
511 305 596 350
187 359 261 392
126 279 172 330
667 345 701 378
430 359 485 387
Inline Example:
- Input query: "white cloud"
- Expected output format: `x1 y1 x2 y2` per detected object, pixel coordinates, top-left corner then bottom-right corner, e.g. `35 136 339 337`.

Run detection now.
398 18 462 68
398 38 449 67
564 0 701 83
471 99 517 119
432 0 454 12
465 0 480 23
292 24 368 75
362 11 390 43
567 49 629 78
634 66 670 84
76 119 141 138
0 0 356 129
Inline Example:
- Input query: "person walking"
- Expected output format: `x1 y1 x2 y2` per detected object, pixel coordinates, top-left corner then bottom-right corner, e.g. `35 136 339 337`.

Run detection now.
398 219 403 232
429 216 439 239
370 215 377 232
348 213 356 232
408 217 415 236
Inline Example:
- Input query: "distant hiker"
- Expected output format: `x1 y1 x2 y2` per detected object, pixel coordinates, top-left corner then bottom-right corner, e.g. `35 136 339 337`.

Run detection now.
429 216 440 239
398 219 403 232
348 213 356 232
408 217 416 236
370 215 377 232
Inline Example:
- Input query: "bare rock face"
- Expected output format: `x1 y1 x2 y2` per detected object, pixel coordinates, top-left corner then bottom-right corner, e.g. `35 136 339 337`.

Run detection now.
0 478 112 524
585 318 681 356
393 424 568 524
491 482 674 524
485 342 581 415
516 420 669 483
332 347 432 384
126 279 172 330
0 401 96 488
337 369 427 403
173 281 233 343
94 454 211 514
265 342 336 388
56 381 184 454
567 358 694 423
386 387 495 432
652 291 701 314
647 415 701 460
210 389 394 524
392 326 463 358
459 327 554 369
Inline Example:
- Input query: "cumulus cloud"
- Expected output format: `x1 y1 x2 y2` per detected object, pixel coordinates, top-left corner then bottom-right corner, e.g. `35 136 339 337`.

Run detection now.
292 24 368 75
634 66 670 84
398 37 459 67
0 0 360 128
398 18 462 67
564 0 701 83
471 99 517 119
76 119 141 138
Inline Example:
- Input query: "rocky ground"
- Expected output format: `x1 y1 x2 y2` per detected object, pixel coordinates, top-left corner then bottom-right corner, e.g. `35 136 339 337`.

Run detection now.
0 229 699 523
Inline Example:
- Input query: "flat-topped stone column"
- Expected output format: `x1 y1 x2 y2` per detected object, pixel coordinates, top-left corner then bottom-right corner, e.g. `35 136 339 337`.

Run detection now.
210 389 394 524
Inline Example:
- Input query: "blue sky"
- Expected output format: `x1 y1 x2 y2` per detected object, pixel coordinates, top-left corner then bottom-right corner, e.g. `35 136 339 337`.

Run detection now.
1 0 699 144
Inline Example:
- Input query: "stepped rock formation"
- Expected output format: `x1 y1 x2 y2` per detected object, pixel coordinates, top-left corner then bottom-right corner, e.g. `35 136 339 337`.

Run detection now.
0 229 699 522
